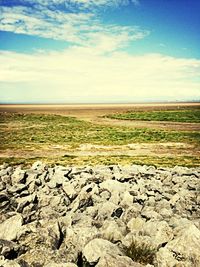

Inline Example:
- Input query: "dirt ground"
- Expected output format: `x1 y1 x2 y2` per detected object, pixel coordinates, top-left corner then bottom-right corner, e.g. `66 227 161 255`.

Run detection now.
0 103 200 162
1 102 200 131
1 142 199 159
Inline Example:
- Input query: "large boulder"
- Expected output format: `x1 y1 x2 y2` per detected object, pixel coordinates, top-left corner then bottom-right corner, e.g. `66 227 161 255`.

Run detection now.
44 263 77 267
143 220 174 247
96 254 143 267
11 167 26 185
0 214 23 241
82 238 123 265
127 217 145 233
101 220 127 242
166 224 200 264
155 247 178 267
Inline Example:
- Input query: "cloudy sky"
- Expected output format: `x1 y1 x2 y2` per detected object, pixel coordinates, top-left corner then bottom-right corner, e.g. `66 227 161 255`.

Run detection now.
0 0 200 103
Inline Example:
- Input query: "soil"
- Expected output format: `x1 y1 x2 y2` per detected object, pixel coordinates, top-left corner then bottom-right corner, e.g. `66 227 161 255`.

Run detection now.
1 102 200 131
1 142 199 159
0 103 200 160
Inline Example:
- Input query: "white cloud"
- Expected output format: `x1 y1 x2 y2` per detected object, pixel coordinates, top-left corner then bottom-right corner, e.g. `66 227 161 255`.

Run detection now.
1 0 199 103
0 48 199 102
64 0 139 9
0 5 148 52
12 0 140 9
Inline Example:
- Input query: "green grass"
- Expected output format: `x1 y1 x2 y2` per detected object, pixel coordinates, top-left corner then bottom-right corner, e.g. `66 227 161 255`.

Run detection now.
0 155 199 168
1 113 200 151
105 109 200 123
124 239 156 265
0 112 199 167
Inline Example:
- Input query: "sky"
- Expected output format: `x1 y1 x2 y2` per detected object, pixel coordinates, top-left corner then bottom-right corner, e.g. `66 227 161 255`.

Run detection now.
0 0 200 103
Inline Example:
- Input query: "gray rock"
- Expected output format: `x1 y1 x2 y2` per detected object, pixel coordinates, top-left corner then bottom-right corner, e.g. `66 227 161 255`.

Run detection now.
63 182 77 200
120 191 134 208
166 224 200 263
44 264 77 267
0 239 19 258
143 220 174 247
39 220 61 250
96 201 119 220
101 220 127 242
156 247 178 267
169 193 181 206
11 167 26 184
99 189 111 201
141 207 162 220
7 184 27 194
96 254 143 267
100 179 130 196
0 162 199 267
159 208 173 219
16 194 36 213
0 214 23 241
82 238 123 264
93 166 113 180
31 161 46 171
127 217 145 233
121 204 142 223
1 261 21 267
0 181 6 191
0 193 9 209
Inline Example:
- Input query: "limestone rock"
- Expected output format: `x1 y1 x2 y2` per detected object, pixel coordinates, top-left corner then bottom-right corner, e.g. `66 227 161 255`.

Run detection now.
96 254 143 267
166 224 200 262
120 191 134 208
141 207 162 220
63 181 77 200
0 193 9 209
0 239 19 258
82 238 122 264
0 214 23 241
127 217 145 232
31 160 46 171
16 194 36 213
44 263 77 267
0 163 199 267
11 167 26 184
100 179 130 196
97 201 119 220
7 184 27 194
156 247 178 267
1 261 21 267
101 220 126 242
143 220 174 247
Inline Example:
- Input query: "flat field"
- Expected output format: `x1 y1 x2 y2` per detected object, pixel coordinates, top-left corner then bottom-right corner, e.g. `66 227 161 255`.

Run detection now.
0 102 200 167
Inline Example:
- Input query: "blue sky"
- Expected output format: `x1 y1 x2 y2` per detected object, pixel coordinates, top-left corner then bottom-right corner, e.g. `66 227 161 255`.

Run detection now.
0 0 200 103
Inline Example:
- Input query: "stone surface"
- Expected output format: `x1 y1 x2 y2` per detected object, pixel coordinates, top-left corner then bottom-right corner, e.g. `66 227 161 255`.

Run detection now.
156 247 178 267
166 224 200 263
96 254 143 267
143 220 174 247
11 167 26 184
82 238 122 264
127 217 145 232
0 214 23 241
44 263 77 267
0 163 199 266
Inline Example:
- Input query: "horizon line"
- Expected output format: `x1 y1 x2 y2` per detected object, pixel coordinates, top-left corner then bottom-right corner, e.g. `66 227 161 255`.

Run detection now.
1 100 200 106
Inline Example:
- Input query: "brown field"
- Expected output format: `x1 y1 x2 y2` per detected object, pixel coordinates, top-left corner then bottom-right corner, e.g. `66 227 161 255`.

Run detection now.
1 102 200 131
0 102 200 166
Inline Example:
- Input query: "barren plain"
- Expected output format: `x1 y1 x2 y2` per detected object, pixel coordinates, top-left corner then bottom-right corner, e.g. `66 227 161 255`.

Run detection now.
0 102 200 167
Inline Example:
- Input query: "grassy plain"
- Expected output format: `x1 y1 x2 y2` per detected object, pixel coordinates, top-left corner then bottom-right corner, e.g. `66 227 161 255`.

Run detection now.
106 109 200 123
0 103 200 167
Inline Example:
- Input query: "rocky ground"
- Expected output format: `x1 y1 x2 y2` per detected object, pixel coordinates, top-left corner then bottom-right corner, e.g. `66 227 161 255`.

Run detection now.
0 162 200 267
